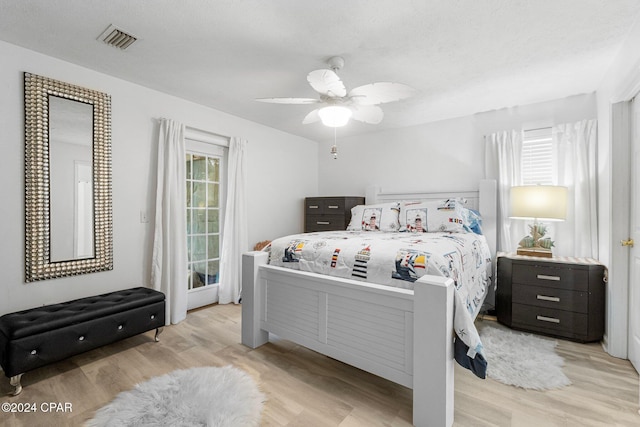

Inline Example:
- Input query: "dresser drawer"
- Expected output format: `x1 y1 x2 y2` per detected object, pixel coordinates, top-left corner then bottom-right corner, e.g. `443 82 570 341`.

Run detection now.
305 215 346 232
512 283 588 313
305 198 345 215
512 303 588 336
512 263 589 291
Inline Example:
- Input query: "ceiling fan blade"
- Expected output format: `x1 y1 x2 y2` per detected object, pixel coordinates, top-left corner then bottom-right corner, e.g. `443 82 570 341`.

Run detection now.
256 97 320 104
302 108 321 124
351 105 384 124
348 82 416 105
307 69 347 98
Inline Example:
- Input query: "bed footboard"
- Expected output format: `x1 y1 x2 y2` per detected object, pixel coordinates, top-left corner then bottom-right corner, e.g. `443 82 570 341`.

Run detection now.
241 250 455 427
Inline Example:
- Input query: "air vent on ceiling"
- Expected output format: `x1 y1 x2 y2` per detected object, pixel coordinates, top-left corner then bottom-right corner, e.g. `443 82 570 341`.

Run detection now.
97 24 137 50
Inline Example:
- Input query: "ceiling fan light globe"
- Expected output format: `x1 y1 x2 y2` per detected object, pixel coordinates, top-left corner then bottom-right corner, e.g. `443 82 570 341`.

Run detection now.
318 106 352 127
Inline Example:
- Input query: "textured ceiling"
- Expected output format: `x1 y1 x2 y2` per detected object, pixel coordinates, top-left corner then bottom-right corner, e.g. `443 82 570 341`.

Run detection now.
1 0 640 142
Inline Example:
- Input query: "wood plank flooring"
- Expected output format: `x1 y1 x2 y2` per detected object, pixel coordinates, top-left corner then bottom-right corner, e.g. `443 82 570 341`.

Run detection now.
0 304 638 426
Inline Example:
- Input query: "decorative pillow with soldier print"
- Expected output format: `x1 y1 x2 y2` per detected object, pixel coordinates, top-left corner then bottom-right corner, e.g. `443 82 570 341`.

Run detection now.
347 202 400 232
399 199 466 233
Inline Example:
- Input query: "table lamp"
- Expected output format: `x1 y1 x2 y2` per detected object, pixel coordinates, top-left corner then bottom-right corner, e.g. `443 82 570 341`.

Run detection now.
510 185 567 257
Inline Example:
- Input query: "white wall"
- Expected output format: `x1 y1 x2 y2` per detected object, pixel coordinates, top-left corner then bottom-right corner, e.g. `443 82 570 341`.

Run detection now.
317 94 596 196
596 18 640 358
0 40 318 315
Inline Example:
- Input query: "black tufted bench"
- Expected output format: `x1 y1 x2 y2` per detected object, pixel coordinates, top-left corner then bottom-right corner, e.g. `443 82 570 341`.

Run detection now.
0 287 165 395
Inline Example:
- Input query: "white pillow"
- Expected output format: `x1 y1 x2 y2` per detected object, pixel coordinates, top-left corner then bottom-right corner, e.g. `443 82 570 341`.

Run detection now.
347 202 400 232
399 199 466 233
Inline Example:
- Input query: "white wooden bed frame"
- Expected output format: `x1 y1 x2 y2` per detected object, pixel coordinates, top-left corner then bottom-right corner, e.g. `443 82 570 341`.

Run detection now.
242 179 497 427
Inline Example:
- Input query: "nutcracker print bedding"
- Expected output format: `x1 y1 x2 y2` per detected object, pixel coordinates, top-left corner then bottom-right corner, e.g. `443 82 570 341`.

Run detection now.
264 228 492 377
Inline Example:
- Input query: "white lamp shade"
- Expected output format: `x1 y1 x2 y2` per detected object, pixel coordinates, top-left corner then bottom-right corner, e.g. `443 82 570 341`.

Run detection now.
318 106 352 127
510 185 568 221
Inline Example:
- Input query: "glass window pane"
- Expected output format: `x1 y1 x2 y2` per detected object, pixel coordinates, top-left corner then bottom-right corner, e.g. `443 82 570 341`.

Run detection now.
193 182 206 207
192 236 206 261
185 154 192 180
186 182 192 207
186 209 192 235
207 209 219 233
207 157 219 182
193 156 206 180
207 260 220 284
186 235 192 262
193 209 206 234
208 235 219 259
192 262 206 288
207 183 219 207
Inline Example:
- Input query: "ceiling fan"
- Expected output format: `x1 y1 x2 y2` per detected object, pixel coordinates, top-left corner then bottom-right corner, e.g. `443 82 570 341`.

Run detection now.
256 56 416 127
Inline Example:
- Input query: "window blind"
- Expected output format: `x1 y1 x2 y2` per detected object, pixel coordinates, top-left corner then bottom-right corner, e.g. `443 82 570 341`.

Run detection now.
521 127 554 185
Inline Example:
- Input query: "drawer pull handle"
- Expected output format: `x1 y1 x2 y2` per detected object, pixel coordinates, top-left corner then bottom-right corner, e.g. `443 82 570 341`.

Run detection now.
308 205 319 209
537 295 560 302
327 205 339 209
536 315 560 324
537 274 560 281
316 221 330 225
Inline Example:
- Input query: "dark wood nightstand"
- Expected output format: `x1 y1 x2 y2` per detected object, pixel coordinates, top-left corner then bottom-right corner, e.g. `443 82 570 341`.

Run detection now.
304 196 364 232
496 253 606 342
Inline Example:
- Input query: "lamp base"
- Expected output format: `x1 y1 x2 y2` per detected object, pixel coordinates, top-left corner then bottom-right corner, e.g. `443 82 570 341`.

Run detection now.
517 247 552 258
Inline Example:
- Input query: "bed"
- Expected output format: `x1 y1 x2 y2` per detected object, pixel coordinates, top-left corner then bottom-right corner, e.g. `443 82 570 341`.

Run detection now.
241 180 497 427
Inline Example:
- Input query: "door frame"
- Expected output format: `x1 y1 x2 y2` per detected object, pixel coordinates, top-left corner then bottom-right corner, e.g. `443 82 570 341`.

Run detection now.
609 69 640 360
184 127 229 311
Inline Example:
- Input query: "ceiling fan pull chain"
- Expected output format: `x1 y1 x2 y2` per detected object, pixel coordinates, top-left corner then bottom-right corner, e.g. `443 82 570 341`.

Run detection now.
331 126 338 160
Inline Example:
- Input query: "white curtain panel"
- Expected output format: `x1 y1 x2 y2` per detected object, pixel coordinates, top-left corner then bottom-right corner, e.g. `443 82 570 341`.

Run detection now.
218 137 248 304
553 119 598 259
151 119 188 324
484 130 525 252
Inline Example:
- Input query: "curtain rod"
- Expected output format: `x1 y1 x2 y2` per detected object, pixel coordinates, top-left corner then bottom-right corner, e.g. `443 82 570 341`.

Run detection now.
156 117 232 141
185 125 230 141
523 126 552 132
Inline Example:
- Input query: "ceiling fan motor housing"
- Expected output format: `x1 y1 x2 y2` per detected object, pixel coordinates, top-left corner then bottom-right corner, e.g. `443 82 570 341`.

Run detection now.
327 56 345 71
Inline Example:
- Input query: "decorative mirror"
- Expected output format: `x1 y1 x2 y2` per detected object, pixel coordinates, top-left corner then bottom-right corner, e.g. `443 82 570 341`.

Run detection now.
24 72 113 281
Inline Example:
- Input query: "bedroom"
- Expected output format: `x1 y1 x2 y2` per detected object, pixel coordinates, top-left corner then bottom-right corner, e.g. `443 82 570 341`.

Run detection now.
0 0 639 425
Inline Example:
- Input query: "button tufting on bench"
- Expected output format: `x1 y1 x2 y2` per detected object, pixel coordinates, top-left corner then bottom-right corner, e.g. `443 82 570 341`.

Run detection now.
79 336 85 341
118 325 123 330
30 350 36 355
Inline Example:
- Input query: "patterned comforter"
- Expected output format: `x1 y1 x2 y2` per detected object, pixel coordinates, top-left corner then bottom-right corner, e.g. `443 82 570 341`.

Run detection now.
265 230 492 366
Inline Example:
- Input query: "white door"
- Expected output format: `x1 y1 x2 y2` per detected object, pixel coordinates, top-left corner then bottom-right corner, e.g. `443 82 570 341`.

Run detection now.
629 97 640 373
185 137 227 310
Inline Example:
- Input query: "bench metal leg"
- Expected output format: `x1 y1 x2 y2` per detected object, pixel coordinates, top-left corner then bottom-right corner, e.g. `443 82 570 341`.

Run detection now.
9 374 23 396
155 327 164 342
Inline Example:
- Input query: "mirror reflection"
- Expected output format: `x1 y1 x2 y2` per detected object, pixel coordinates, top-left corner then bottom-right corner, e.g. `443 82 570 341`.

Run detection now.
49 96 95 261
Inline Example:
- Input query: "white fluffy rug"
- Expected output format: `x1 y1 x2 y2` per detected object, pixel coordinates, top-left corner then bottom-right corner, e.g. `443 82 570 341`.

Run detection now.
479 324 572 390
86 365 265 427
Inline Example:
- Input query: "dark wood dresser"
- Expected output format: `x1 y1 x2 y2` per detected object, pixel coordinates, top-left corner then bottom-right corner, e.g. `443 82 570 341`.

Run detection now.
496 253 606 342
304 196 365 232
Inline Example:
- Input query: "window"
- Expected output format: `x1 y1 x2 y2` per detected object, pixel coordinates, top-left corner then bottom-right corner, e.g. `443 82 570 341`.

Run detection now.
521 127 554 185
185 149 224 291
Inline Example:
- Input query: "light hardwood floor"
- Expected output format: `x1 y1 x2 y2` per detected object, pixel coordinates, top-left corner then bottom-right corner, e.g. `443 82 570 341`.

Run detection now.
1 304 638 426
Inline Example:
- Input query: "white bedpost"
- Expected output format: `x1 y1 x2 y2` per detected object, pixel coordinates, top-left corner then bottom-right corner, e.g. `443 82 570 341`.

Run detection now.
241 251 269 348
478 179 497 256
365 185 381 204
413 276 455 427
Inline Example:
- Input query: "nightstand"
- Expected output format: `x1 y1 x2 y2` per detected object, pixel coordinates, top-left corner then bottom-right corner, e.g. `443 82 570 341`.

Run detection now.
496 253 606 342
304 196 364 232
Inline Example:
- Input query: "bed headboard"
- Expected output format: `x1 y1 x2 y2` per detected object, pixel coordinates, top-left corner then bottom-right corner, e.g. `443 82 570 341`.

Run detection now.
364 179 498 256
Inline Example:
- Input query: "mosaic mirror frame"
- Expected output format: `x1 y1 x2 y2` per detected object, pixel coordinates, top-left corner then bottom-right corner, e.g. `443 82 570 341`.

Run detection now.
24 72 113 281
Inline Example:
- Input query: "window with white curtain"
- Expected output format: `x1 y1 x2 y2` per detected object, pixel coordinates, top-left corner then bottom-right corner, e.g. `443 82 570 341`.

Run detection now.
521 127 554 185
